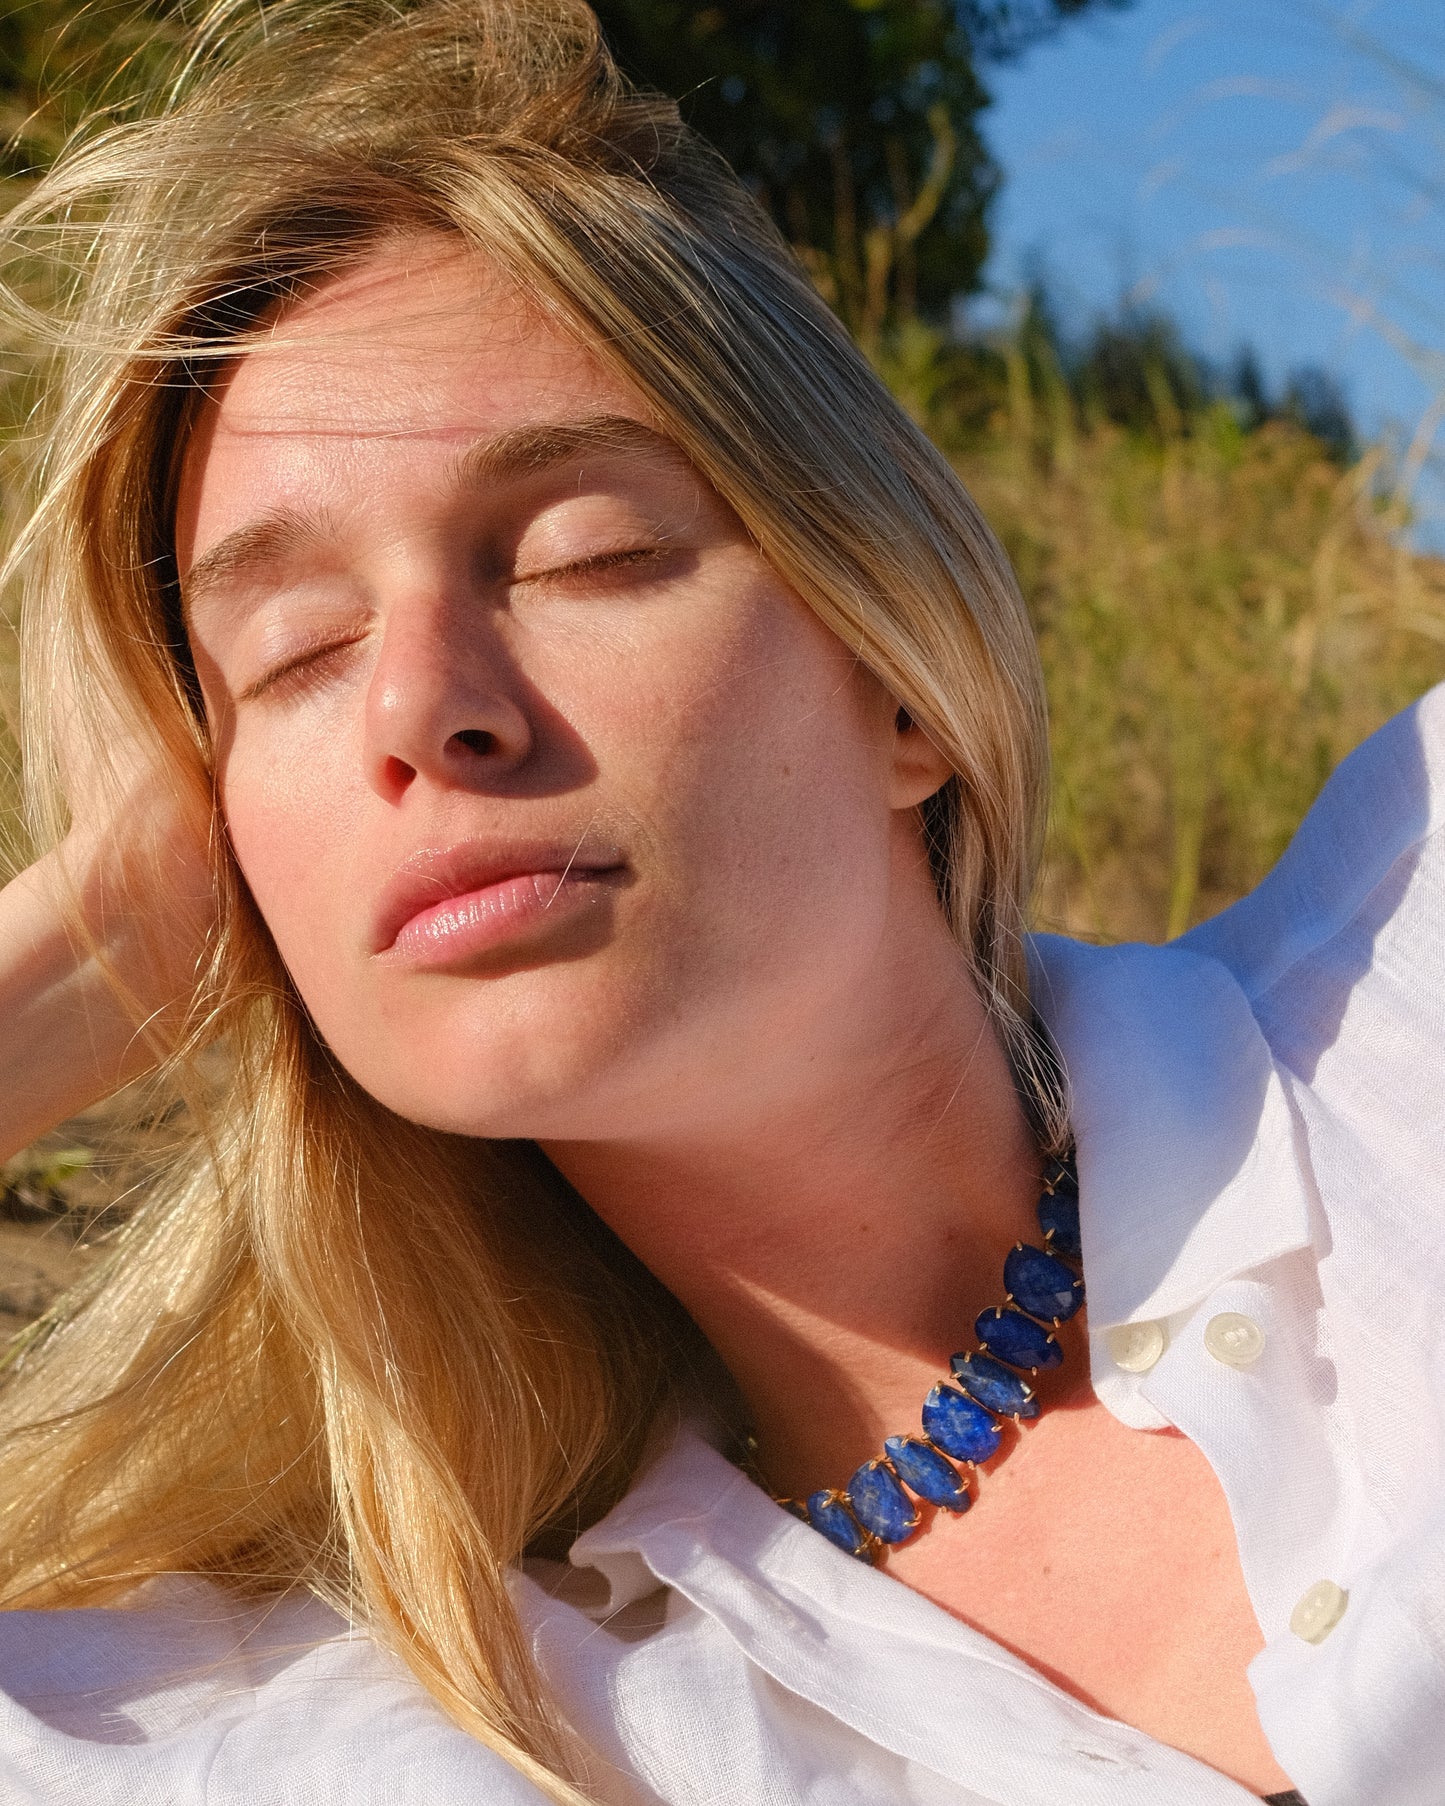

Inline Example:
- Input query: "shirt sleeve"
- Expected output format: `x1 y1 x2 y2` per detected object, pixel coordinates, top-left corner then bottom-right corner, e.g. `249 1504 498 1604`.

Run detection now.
0 1585 564 1806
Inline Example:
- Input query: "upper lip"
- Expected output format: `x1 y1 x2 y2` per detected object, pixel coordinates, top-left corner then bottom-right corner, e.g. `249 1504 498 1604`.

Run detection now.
370 837 626 953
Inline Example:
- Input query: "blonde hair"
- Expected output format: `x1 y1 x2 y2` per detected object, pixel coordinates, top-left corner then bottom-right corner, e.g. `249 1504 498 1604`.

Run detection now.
0 3 1056 1797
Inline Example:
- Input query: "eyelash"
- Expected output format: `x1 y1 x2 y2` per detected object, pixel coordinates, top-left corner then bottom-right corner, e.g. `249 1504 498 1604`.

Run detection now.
240 546 672 702
241 633 367 703
512 544 671 588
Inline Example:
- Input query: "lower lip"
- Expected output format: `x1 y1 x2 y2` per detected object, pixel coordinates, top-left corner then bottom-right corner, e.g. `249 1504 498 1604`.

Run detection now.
381 868 621 968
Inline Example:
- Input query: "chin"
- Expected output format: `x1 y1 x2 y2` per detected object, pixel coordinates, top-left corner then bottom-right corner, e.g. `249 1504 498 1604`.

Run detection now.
303 923 718 1143
325 1017 635 1144
334 1066 558 1140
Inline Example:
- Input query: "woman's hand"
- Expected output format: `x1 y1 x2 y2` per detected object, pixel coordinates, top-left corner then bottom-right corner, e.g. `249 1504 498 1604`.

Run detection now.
0 677 218 1166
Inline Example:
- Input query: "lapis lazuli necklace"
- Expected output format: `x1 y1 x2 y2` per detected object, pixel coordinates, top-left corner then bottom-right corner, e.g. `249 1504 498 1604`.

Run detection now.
764 1155 1084 1564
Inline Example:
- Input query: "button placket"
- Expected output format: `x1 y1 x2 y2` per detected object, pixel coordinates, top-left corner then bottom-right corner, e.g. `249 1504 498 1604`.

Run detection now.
1136 1268 1354 1645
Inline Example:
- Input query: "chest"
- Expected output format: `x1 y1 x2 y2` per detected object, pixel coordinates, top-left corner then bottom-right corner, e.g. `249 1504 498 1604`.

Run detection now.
884 1392 1297 1796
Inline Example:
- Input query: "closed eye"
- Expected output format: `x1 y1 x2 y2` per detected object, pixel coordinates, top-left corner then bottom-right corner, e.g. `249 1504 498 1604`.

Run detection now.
511 545 677 590
238 631 369 703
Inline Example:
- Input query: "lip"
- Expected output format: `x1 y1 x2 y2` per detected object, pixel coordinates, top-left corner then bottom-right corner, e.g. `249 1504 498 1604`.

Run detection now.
371 838 627 962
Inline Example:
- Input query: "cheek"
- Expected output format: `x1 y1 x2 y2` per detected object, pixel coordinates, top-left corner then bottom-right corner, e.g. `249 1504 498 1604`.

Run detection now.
219 727 365 978
603 587 894 968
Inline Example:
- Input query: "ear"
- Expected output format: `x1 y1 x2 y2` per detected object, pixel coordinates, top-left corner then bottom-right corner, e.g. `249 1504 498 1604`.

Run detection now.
888 704 954 810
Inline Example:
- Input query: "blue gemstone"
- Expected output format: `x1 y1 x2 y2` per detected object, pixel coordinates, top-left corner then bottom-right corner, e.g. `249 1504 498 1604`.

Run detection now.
975 1305 1063 1371
1037 1186 1082 1259
884 1435 971 1511
845 1459 920 1543
1004 1243 1084 1322
920 1381 1003 1461
950 1350 1040 1419
805 1490 872 1560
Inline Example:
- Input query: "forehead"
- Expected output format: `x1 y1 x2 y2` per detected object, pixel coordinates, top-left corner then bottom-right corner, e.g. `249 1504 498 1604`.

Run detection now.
212 235 632 430
176 236 651 564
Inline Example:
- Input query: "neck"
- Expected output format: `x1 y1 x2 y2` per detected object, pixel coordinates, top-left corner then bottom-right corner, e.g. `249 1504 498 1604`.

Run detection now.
543 951 1042 1502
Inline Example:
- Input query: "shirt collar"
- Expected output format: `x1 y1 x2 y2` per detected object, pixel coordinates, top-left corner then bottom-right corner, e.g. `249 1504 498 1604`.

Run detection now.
1028 933 1315 1329
560 1427 1260 1803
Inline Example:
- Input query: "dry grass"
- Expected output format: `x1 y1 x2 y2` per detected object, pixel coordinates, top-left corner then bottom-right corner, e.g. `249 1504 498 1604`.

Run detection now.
959 390 1445 942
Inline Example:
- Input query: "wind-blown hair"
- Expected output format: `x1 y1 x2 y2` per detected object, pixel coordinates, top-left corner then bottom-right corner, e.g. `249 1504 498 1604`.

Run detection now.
0 2 1058 1797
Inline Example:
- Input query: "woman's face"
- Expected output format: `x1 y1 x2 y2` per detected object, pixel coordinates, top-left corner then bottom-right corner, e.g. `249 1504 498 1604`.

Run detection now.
177 237 949 1142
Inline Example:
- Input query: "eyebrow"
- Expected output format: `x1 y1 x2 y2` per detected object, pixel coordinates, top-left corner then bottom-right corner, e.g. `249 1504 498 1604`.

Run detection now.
180 414 689 617
450 413 688 486
181 509 332 617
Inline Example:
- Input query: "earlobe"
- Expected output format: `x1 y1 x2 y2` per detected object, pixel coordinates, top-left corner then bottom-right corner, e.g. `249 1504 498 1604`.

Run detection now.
890 704 955 809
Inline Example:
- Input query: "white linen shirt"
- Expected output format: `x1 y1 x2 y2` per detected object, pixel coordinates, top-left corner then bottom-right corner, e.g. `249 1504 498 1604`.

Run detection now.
2 683 1443 1806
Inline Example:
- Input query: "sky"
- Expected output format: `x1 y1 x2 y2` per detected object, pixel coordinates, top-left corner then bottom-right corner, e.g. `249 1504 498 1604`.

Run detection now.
977 0 1445 537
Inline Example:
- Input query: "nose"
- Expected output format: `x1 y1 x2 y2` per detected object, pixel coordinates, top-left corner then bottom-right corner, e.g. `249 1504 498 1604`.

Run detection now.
362 595 534 805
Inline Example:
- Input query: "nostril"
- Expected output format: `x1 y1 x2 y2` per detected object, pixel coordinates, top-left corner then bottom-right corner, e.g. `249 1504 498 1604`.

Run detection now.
378 753 417 798
451 728 496 757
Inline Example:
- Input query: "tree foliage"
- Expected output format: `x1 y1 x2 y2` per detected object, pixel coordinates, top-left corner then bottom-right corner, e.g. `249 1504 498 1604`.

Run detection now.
1 0 1128 342
587 2 1130 344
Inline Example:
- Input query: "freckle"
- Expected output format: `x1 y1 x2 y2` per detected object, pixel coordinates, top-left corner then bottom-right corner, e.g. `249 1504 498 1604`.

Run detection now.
781 764 792 777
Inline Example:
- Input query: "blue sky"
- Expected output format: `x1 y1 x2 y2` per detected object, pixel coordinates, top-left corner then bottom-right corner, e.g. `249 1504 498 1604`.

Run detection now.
977 0 1445 536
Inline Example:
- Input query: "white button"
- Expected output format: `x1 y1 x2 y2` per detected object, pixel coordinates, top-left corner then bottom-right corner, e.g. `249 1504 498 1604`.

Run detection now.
1290 1579 1348 1644
1107 1320 1167 1374
1203 1312 1265 1368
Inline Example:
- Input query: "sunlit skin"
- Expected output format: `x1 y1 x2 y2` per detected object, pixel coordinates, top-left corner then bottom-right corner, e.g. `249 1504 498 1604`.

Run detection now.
175 235 1294 1794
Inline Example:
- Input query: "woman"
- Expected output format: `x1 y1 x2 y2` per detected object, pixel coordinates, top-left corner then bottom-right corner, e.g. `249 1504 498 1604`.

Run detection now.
0 3 1438 1802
